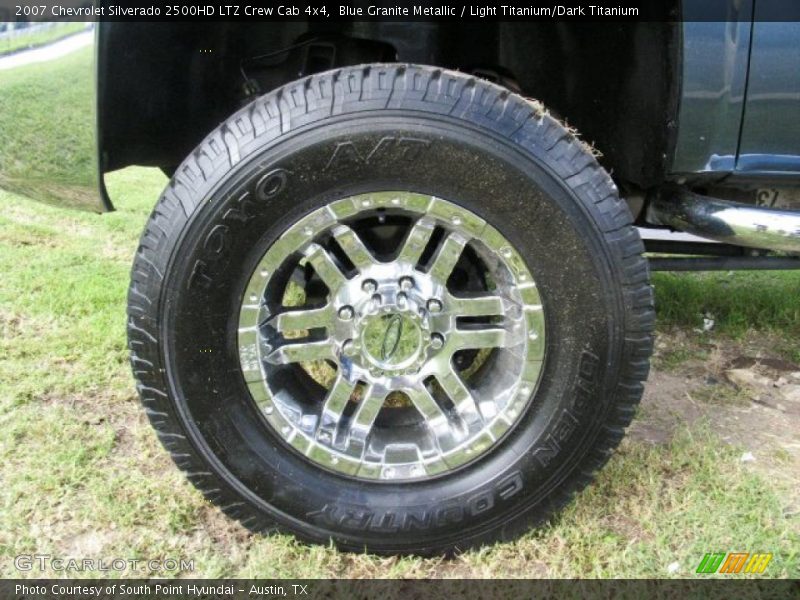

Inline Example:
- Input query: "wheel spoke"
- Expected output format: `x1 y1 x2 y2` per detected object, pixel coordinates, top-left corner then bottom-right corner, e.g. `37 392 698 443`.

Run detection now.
345 384 388 452
428 232 467 282
449 327 509 350
434 367 483 428
397 217 436 266
270 306 332 333
449 294 505 317
303 243 348 291
332 225 378 272
317 374 357 439
405 386 458 451
405 385 449 423
265 339 335 364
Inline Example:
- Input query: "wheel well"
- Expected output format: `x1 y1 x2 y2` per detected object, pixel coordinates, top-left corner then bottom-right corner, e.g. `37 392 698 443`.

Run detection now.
99 20 680 191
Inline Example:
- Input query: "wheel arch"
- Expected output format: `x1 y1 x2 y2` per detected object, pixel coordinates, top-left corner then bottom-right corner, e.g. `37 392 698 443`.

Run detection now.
98 20 681 210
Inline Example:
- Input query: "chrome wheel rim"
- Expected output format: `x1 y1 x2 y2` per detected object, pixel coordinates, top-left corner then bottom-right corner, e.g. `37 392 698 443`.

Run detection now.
238 192 545 480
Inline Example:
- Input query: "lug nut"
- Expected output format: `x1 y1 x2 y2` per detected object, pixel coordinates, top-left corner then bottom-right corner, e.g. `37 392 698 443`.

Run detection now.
362 279 377 293
342 339 357 356
338 305 354 320
371 294 383 312
430 333 445 349
399 276 415 291
427 298 443 313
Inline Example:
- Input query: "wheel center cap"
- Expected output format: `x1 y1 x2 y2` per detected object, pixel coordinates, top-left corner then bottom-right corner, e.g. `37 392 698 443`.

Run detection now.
361 312 423 371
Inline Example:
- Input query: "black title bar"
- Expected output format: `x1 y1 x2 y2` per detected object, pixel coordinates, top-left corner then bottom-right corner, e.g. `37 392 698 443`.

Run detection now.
2 0 795 22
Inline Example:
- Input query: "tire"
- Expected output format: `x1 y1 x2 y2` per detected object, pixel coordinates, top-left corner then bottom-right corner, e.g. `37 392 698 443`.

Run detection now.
127 64 654 555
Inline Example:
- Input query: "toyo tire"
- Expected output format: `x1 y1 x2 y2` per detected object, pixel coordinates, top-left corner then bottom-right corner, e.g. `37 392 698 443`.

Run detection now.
127 64 654 555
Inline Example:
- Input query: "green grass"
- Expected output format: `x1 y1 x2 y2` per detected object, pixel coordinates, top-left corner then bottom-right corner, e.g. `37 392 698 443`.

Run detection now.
0 43 97 209
653 344 711 372
0 169 798 578
652 270 800 364
653 271 800 338
689 384 752 407
0 23 87 56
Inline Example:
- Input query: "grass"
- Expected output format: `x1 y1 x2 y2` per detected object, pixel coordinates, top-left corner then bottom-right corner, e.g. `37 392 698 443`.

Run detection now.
0 168 798 578
689 384 752 407
0 23 87 56
0 42 97 209
652 269 800 365
653 271 800 339
653 344 710 372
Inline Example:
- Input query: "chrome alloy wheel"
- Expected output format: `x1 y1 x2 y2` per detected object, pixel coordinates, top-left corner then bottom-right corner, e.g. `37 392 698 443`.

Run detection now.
238 192 546 480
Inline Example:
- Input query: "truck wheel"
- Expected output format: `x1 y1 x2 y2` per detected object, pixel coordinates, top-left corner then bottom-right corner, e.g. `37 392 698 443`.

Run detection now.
128 64 654 555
